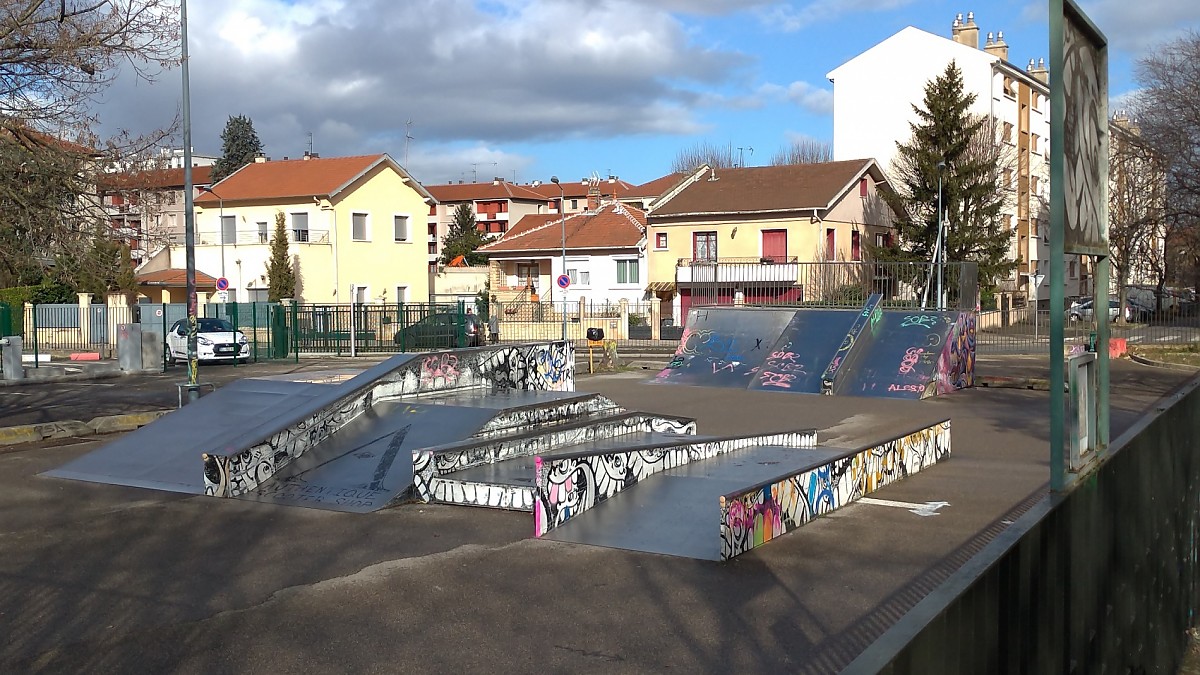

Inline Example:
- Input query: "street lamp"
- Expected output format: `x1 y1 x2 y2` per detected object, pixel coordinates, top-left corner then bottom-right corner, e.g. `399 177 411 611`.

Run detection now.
180 0 199 400
197 185 226 284
936 160 946 311
551 176 566 342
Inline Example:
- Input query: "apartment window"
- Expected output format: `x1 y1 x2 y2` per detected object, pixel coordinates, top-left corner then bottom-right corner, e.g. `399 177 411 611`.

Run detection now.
1032 92 1041 110
291 212 309 242
428 242 437 255
579 270 590 285
1069 261 1077 279
655 232 668 249
1003 169 1013 189
825 228 836 260
248 289 269 303
875 232 888 248
352 213 369 241
859 177 868 198
616 260 639 284
394 214 410 242
1002 122 1014 143
221 215 236 245
570 199 578 210
1031 176 1041 195
428 223 437 236
1003 77 1016 98
1031 133 1040 152
257 221 269 243
851 231 862 261
567 268 578 284
693 231 717 261
396 286 408 303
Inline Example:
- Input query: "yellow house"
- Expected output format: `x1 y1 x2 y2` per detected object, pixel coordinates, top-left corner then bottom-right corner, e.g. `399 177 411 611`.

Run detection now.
645 159 896 321
145 153 435 304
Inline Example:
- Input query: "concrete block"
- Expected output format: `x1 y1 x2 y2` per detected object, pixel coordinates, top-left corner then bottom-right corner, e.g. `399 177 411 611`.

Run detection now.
70 352 101 361
0 425 41 446
34 420 93 439
87 410 170 434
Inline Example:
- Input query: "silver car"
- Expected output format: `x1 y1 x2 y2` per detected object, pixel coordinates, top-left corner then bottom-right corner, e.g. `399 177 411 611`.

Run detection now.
165 318 250 365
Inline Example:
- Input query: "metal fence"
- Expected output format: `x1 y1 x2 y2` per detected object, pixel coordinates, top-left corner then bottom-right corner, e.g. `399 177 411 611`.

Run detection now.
488 299 683 350
20 303 136 360
290 302 468 355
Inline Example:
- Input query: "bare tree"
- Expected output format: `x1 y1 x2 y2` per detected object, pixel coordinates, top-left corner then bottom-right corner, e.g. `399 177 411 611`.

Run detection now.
770 138 832 165
670 141 733 173
1135 31 1200 293
0 0 179 288
1107 117 1166 319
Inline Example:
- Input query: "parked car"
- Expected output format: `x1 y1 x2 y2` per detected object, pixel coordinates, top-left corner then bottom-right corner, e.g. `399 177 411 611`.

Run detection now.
393 313 482 349
1066 298 1151 323
164 317 250 365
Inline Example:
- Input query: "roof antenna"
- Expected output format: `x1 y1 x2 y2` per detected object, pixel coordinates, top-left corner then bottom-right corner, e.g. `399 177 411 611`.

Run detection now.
307 132 313 156
404 120 414 166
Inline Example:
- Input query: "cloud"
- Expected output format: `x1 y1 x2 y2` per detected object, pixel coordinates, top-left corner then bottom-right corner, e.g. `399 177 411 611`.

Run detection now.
763 0 918 32
758 81 834 115
1024 0 1200 54
91 0 752 177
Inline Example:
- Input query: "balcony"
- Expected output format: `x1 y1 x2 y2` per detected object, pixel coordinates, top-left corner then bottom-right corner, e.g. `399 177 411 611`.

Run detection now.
171 229 331 246
675 256 800 284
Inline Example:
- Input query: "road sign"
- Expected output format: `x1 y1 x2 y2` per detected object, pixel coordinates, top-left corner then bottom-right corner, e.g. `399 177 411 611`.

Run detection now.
556 274 571 290
216 290 229 303
215 277 230 291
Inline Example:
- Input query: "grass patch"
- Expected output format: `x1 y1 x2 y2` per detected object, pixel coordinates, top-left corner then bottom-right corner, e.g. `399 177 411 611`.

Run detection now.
1131 344 1200 367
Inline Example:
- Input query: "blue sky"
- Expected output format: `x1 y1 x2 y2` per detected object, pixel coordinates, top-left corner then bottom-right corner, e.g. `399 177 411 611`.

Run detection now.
94 1 1200 187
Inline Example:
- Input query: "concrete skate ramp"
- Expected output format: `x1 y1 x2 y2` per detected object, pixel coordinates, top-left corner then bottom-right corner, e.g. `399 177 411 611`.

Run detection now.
543 445 847 559
239 390 590 513
747 309 859 393
654 307 796 388
832 311 959 399
44 378 330 494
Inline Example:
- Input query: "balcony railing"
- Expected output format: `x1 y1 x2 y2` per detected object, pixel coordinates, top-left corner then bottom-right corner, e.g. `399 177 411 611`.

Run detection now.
169 229 331 246
675 256 800 284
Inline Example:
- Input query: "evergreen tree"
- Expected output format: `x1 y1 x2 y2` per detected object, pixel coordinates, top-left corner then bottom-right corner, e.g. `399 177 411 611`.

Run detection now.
440 203 489 266
266 211 295 301
211 115 265 183
878 62 1016 290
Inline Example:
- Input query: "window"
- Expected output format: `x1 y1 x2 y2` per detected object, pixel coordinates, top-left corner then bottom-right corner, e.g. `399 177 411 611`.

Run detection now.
655 232 668 249
1003 169 1013 189
221 215 236 245
1069 261 1076 279
1032 92 1041 111
428 242 437 254
875 232 888 248
291 212 309 242
353 285 367 304
352 213 369 241
257 221 269 244
579 270 590 285
693 231 717 261
1031 176 1041 195
517 263 538 288
1002 122 1014 143
248 289 269 303
859 177 868 198
825 228 835 260
394 214 410 242
761 230 787 263
1003 76 1015 98
851 231 862 261
396 286 408 303
616 260 639 284
567 268 578 284
428 223 437 237
570 199 578 210
1030 133 1040 152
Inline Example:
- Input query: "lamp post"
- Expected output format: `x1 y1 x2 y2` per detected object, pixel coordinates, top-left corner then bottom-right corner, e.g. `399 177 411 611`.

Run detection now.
198 185 225 283
551 176 566 341
180 0 199 400
936 160 946 311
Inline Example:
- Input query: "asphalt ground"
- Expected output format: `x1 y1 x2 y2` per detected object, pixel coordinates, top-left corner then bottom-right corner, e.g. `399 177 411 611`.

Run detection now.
0 355 1194 672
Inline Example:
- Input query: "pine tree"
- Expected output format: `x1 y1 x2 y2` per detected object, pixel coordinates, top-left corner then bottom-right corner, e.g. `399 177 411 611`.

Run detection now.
440 203 489 266
211 115 265 183
878 61 1017 290
266 211 295 301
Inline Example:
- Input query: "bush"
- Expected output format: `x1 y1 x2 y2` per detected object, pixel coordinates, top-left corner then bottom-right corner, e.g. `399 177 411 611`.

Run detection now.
628 314 648 328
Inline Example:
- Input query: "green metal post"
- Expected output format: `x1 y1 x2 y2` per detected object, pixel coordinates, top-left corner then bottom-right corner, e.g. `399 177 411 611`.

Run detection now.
292 301 299 364
1049 0 1066 490
230 301 239 367
1095 255 1110 451
458 300 466 348
251 301 258 362
31 303 38 368
162 302 168 372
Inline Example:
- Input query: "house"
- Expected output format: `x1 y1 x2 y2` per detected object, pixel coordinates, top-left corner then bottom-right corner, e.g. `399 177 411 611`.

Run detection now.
101 164 214 264
826 13 1074 305
526 175 637 215
424 178 551 272
142 153 435 304
479 201 648 309
646 160 896 322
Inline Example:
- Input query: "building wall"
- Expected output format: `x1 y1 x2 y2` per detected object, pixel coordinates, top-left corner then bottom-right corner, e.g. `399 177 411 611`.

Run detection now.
490 249 647 306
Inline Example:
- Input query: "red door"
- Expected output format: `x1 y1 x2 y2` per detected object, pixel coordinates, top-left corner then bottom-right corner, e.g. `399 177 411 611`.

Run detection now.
762 230 787 262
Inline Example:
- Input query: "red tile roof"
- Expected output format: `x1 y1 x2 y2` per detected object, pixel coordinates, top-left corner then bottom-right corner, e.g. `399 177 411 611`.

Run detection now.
136 268 218 287
480 202 646 254
525 178 637 200
628 172 687 199
101 165 213 191
425 180 548 203
650 160 878 217
196 154 431 203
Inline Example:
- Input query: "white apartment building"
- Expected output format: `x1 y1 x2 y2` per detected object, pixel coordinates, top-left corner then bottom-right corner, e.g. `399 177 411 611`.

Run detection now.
827 12 1082 306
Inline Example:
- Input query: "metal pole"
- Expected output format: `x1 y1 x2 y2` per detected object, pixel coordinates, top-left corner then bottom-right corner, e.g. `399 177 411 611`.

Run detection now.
181 0 199 401
936 161 945 311
219 197 225 281
552 176 566 341
1049 0 1067 490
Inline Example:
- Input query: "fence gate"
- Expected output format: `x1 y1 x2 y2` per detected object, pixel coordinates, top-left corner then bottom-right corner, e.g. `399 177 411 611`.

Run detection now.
89 305 107 344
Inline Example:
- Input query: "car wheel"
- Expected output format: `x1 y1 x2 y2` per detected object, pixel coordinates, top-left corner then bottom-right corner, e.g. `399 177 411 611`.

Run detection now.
1068 313 1080 322
164 343 176 366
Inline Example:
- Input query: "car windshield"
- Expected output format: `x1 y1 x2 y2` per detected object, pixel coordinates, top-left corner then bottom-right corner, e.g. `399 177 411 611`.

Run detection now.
197 318 235 332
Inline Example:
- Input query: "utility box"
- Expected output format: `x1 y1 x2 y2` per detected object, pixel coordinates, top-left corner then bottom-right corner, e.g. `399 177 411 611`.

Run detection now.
1 336 24 381
141 329 162 371
117 323 142 372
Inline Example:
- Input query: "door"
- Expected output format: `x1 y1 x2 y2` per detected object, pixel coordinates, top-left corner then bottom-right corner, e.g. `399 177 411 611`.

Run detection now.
762 230 787 263
516 263 538 290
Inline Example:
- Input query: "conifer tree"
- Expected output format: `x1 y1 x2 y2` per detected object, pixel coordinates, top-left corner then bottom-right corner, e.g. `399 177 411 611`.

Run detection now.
440 203 489 266
878 61 1017 290
266 211 295 301
211 115 265 183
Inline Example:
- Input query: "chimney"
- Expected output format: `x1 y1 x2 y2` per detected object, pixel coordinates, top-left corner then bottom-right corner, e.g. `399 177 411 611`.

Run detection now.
953 11 979 50
984 30 1009 61
1030 57 1049 84
493 177 501 186
253 154 268 163
303 151 319 160
586 185 601 213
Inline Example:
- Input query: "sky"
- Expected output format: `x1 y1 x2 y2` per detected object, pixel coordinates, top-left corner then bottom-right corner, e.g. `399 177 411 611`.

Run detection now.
91 0 1200 188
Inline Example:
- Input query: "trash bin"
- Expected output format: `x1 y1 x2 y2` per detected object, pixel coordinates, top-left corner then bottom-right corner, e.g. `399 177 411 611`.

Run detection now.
1087 331 1097 353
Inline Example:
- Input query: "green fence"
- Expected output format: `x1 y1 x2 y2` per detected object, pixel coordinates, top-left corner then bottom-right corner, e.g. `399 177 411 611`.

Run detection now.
289 302 469 355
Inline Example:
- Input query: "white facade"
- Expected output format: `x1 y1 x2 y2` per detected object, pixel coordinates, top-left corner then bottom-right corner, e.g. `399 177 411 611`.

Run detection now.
827 21 1072 303
554 252 648 307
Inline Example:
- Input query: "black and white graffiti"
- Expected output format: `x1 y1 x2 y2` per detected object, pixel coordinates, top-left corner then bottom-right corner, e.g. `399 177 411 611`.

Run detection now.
534 430 818 536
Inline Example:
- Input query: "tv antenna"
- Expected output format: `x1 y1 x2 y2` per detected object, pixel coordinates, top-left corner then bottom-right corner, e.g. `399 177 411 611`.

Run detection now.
404 120 414 167
737 146 754 168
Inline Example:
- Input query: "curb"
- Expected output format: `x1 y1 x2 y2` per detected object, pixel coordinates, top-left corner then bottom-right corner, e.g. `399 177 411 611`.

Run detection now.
1129 353 1200 372
0 410 171 447
976 376 1050 391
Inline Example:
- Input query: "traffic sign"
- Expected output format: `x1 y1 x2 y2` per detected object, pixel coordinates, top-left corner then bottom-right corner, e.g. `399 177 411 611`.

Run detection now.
215 277 230 291
216 290 229 303
556 274 571 290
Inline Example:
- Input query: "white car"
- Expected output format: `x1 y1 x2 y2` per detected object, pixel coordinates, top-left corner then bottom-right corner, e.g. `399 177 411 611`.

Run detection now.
165 318 250 365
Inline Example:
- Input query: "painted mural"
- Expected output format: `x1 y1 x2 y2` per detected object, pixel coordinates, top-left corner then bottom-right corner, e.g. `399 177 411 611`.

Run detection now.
718 419 951 560
534 430 818 537
413 413 698 506
473 395 622 438
203 341 575 498
936 312 977 395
